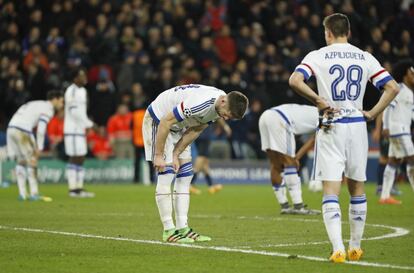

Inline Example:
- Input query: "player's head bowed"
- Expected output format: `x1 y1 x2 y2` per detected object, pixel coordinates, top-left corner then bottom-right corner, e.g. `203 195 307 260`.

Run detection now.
216 91 249 120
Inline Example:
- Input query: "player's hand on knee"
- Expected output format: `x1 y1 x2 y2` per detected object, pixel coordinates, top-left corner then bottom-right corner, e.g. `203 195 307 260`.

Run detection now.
154 154 166 172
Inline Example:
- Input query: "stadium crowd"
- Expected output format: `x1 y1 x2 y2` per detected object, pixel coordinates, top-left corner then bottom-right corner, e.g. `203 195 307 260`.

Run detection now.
0 0 413 160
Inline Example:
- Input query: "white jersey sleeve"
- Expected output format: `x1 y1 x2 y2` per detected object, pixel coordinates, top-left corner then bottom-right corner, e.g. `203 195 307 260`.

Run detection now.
366 53 393 90
36 106 54 151
295 51 317 81
172 96 216 122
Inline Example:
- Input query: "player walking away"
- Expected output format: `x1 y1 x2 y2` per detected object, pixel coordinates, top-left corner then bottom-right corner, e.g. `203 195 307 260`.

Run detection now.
380 59 414 205
7 91 64 201
143 84 248 243
289 13 399 263
64 68 95 198
190 119 231 195
259 104 321 215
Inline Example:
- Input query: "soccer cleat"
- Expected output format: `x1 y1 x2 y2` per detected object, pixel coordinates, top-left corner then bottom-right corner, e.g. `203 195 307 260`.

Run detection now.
284 203 321 215
347 248 363 261
190 186 202 195
178 227 211 242
69 189 95 198
329 250 346 263
29 195 53 202
378 197 402 205
18 195 27 201
162 229 194 243
280 202 292 214
208 184 223 194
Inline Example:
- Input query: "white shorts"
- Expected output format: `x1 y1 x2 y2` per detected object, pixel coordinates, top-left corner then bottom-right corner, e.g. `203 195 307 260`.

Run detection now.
259 109 295 157
64 134 87 157
142 111 191 163
388 134 414 158
313 119 368 182
6 127 36 162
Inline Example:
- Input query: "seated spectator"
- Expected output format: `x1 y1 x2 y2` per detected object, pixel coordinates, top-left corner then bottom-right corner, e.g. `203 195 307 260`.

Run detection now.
87 126 112 160
107 104 133 159
47 109 64 158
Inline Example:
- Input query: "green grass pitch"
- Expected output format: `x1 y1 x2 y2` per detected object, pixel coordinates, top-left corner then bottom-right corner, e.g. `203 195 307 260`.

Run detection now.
0 183 413 273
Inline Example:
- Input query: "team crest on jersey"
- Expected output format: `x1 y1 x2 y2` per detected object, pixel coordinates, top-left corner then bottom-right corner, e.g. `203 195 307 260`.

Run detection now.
183 108 192 117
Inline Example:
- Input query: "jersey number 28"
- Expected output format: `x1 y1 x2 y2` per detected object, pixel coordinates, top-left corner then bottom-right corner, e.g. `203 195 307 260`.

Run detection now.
329 65 362 101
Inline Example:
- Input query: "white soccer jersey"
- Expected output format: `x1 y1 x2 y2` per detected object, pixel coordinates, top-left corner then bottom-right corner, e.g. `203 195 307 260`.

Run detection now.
271 104 318 135
8 100 54 150
64 83 93 134
147 84 226 131
295 43 393 115
383 83 414 136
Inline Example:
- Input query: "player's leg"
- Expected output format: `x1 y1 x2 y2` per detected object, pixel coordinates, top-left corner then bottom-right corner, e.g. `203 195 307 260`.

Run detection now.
282 155 320 215
315 128 346 262
346 178 366 261
380 156 401 203
7 129 28 200
267 150 289 212
190 155 203 195
402 136 414 191
406 155 414 191
376 133 389 194
173 142 210 242
380 137 402 204
203 157 223 194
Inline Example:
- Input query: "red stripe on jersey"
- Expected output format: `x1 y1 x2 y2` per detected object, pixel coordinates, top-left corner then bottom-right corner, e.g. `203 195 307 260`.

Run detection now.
370 69 386 81
180 102 184 112
301 63 315 75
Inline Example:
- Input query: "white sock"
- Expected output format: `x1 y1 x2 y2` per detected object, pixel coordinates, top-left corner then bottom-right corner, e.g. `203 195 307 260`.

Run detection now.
66 164 77 190
381 164 397 199
15 164 27 198
155 166 175 231
322 195 345 252
76 166 85 189
284 167 303 205
273 182 288 205
173 162 193 229
406 164 414 191
349 194 367 249
27 167 39 196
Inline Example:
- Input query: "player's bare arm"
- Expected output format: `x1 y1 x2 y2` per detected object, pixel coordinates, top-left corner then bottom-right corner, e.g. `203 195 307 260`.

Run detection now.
289 72 330 111
295 135 316 166
154 111 178 172
172 124 208 172
362 80 400 121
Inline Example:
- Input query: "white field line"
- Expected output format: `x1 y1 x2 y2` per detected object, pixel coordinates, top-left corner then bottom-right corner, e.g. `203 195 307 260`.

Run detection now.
0 225 413 271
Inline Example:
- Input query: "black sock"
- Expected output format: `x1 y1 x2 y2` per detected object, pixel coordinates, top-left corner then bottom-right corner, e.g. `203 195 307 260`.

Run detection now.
205 174 213 186
191 173 198 184
377 163 386 186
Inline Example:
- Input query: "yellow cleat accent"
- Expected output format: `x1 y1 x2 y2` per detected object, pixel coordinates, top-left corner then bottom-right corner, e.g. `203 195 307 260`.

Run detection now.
190 186 202 195
329 250 346 263
347 248 363 261
208 184 223 194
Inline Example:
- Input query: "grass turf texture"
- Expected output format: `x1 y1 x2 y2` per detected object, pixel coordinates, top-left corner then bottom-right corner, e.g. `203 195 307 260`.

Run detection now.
0 183 413 273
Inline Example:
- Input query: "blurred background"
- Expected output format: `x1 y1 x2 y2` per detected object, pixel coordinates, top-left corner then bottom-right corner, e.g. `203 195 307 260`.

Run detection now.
0 0 413 184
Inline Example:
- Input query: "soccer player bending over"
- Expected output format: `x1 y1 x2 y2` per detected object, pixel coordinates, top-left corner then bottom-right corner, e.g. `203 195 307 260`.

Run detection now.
259 103 320 215
64 68 95 198
289 13 399 262
7 90 64 201
143 84 248 243
380 59 414 204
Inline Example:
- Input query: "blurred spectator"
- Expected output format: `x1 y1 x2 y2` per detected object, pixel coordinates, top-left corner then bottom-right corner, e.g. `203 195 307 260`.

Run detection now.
107 104 133 159
87 126 113 160
214 24 237 66
132 107 154 183
47 109 64 158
